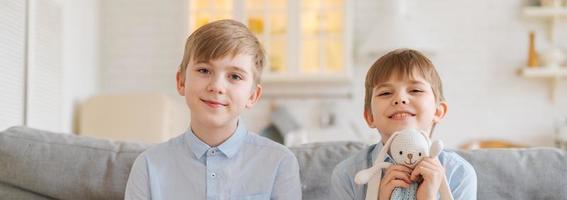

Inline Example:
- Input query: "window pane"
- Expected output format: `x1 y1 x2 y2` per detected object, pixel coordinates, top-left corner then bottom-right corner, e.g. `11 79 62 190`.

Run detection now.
212 13 231 21
301 10 319 36
193 12 211 30
324 39 343 73
246 0 264 10
326 0 343 8
213 0 232 11
322 11 343 33
248 15 264 34
301 39 319 74
301 0 321 10
270 13 286 34
269 0 287 9
192 12 232 31
269 38 287 73
193 0 210 10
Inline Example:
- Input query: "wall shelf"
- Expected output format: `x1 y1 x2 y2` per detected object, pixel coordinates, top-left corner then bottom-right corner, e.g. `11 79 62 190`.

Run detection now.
523 6 567 42
520 67 567 103
521 67 567 77
523 6 567 18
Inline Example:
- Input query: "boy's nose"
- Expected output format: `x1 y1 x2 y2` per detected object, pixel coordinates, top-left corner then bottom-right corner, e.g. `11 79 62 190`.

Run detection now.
392 99 408 106
207 77 225 94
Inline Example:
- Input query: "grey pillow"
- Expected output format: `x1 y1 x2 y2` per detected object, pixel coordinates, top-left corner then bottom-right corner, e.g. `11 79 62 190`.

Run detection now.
0 126 149 200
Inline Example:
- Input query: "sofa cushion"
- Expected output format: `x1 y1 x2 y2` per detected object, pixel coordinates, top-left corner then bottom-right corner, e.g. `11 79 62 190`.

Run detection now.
291 142 366 200
0 126 149 200
455 148 567 200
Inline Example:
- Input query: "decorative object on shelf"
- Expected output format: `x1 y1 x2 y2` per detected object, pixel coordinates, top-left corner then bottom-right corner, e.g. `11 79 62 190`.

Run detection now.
528 31 540 68
541 47 566 68
460 140 526 150
540 0 563 7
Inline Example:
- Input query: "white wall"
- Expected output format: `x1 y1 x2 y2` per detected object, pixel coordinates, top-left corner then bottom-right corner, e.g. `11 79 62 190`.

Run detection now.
97 0 567 148
26 0 64 132
352 0 567 147
61 0 100 133
25 0 100 133
99 0 188 95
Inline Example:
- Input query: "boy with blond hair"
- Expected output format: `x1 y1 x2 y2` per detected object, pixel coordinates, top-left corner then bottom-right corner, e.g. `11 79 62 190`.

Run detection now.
331 49 477 200
125 19 301 200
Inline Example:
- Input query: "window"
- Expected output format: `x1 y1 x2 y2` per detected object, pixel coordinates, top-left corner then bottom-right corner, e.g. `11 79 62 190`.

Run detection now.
188 0 352 89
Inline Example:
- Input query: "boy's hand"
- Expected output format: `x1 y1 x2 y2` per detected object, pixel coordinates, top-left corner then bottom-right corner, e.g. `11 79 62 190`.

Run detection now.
411 157 445 200
378 165 412 200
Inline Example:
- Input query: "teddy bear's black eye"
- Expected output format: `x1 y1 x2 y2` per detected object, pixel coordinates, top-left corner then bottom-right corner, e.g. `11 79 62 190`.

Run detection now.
399 151 403 155
419 153 422 156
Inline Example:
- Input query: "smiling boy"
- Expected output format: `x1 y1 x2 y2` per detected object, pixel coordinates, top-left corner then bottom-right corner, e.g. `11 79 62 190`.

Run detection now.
125 19 301 200
331 49 477 200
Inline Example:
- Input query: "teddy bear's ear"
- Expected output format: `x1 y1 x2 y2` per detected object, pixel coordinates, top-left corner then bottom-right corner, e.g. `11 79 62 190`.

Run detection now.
373 131 400 166
383 131 400 151
419 130 431 144
430 140 444 158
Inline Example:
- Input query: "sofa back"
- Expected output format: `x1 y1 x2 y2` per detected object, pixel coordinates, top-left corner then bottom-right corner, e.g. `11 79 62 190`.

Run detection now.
1 126 567 200
0 126 149 199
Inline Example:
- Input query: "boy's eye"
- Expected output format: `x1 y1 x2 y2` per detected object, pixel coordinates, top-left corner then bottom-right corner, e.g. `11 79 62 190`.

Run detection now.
230 74 243 80
197 68 210 74
378 92 391 96
410 89 423 93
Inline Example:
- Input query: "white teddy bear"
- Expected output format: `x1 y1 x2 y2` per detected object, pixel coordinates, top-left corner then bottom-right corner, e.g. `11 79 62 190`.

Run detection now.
354 129 453 200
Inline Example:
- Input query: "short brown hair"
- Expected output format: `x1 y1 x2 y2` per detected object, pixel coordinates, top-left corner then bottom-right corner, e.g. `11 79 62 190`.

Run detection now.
178 19 265 84
364 49 444 113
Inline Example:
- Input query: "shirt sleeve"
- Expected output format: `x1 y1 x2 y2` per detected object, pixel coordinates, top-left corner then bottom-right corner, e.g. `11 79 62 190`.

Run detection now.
271 153 302 200
447 158 478 200
124 154 151 200
330 162 356 200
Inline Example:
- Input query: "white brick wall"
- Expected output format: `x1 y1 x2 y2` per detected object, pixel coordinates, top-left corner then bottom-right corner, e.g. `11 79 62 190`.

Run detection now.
352 0 567 147
99 0 567 148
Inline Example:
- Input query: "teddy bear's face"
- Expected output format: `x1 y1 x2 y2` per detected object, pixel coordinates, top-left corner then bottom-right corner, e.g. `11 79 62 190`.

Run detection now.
388 130 429 168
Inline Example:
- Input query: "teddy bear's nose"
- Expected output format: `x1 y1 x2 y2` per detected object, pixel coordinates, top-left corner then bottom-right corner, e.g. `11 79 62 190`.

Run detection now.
407 154 413 160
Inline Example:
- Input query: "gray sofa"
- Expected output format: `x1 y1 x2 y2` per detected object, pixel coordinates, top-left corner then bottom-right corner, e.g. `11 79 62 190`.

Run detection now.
1 126 566 200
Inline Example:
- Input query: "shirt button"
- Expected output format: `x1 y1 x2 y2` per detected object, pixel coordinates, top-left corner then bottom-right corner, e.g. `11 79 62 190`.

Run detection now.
211 173 216 178
211 150 216 155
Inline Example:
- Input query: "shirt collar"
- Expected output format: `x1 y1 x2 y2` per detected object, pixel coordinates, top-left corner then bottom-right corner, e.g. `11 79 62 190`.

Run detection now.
371 142 393 164
216 121 247 158
184 121 248 159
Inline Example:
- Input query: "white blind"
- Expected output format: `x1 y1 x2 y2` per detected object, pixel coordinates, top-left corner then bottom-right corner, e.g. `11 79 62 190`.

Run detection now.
0 0 26 130
26 0 63 131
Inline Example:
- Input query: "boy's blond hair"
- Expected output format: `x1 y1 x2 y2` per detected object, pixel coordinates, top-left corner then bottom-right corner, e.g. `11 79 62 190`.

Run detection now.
178 19 265 84
364 49 445 113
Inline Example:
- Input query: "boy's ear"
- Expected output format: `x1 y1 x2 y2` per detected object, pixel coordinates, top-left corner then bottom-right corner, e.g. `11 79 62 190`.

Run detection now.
433 101 448 123
176 70 185 96
363 110 376 128
245 84 262 108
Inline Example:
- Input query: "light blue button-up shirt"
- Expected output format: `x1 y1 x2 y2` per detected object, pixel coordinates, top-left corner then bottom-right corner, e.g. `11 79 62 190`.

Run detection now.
125 122 301 200
330 143 477 200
